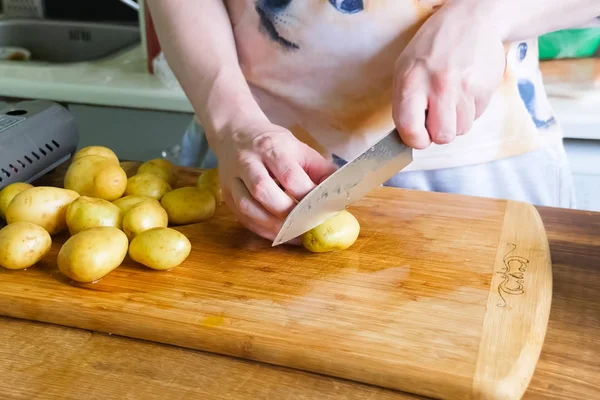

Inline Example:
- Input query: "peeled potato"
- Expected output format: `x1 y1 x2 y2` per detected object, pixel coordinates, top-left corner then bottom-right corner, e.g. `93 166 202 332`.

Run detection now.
122 199 168 240
0 182 33 219
0 222 52 270
57 227 128 283
72 146 119 164
66 196 123 235
196 169 223 203
129 227 191 270
125 173 172 200
137 159 176 187
64 155 127 201
301 210 360 253
6 186 80 235
160 187 216 225
112 195 152 214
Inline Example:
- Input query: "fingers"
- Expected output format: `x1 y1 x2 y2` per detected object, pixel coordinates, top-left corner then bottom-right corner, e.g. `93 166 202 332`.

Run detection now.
223 181 302 246
237 159 295 218
393 65 431 149
456 94 476 136
464 76 495 121
263 152 318 201
426 75 458 144
394 60 498 148
393 93 431 150
474 94 492 120
300 146 338 185
219 127 337 245
225 178 283 241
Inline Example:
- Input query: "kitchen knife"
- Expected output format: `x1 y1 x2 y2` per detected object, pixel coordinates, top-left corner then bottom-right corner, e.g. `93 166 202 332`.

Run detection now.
272 128 413 246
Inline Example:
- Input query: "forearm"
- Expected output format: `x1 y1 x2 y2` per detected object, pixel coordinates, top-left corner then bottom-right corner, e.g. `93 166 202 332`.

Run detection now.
453 0 600 42
145 0 267 140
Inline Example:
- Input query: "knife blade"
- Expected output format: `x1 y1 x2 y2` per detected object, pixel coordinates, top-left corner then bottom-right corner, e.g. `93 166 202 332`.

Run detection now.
272 128 413 246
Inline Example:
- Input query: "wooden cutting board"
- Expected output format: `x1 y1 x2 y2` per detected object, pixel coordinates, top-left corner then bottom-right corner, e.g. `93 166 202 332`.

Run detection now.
0 163 552 400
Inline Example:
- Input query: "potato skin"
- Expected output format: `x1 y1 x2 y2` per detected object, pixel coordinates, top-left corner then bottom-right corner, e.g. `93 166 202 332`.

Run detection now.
125 173 172 200
72 146 119 164
129 227 191 270
301 210 360 253
0 222 52 270
160 187 216 225
112 195 152 214
196 169 223 203
64 155 127 201
57 227 128 283
5 186 80 235
66 196 123 235
122 199 168 240
0 182 33 219
137 159 176 187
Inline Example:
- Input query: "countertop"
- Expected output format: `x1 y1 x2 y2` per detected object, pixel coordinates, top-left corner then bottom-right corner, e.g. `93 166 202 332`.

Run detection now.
0 45 193 113
0 167 598 400
0 41 598 132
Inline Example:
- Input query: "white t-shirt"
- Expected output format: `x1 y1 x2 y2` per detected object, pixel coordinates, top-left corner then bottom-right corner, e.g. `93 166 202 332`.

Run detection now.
224 0 563 172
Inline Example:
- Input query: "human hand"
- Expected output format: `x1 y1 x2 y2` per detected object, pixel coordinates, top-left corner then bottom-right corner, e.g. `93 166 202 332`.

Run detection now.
392 0 507 149
210 120 337 241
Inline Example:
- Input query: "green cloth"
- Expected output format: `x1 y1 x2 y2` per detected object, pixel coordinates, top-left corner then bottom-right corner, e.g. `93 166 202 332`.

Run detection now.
538 28 600 60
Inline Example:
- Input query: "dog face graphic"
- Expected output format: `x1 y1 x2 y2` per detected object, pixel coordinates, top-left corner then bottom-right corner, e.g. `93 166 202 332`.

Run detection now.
254 0 369 51
250 0 442 52
226 0 443 135
503 41 556 129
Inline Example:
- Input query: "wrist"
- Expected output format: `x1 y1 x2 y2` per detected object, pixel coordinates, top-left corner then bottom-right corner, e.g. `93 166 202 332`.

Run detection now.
194 67 268 143
443 0 515 41
457 0 600 42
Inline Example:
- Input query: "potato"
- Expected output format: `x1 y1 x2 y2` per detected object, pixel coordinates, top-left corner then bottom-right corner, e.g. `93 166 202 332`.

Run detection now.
122 199 168 240
137 159 176 187
64 155 127 201
301 210 360 253
0 182 33 219
5 186 80 235
112 195 152 214
125 173 172 200
196 168 223 203
0 222 52 270
72 146 119 164
129 227 191 270
57 227 128 283
160 187 216 225
66 196 123 235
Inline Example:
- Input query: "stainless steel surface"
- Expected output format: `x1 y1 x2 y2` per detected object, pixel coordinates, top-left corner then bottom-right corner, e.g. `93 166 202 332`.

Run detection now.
1 0 44 18
272 129 413 246
0 19 139 64
0 100 79 189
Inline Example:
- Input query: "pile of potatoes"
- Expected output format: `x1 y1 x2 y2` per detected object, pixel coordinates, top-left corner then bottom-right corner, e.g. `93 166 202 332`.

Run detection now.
0 145 362 282
0 145 222 283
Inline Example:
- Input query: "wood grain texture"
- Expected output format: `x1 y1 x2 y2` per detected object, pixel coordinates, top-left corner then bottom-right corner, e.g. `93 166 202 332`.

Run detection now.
0 165 598 400
0 163 553 399
0 315 424 400
474 201 552 399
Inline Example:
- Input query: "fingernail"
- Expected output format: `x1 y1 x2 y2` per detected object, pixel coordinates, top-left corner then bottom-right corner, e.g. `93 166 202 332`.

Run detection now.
411 138 431 150
435 132 455 144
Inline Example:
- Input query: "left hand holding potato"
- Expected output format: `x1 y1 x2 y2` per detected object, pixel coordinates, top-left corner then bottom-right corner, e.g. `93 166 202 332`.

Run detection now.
392 0 506 149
